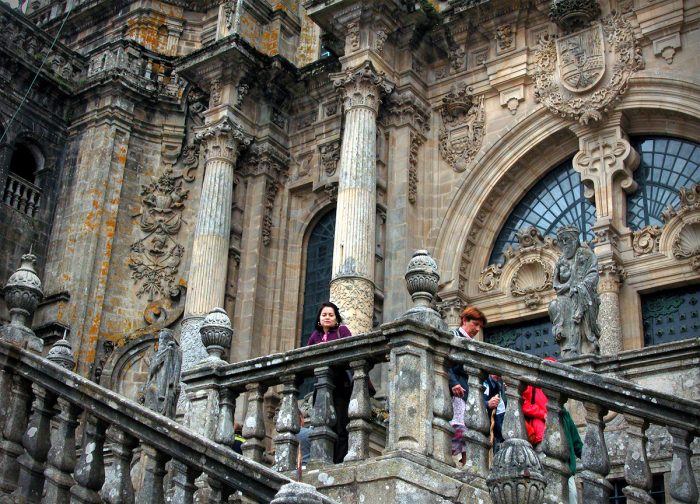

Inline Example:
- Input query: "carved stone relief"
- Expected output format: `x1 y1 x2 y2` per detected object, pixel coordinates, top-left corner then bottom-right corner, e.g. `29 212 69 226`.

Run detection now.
496 24 515 52
129 169 189 301
209 78 222 106
438 84 485 172
408 131 423 205
348 21 360 51
319 139 341 176
448 45 466 74
667 185 700 271
532 11 643 124
375 29 388 53
223 0 236 30
478 264 503 292
632 225 662 256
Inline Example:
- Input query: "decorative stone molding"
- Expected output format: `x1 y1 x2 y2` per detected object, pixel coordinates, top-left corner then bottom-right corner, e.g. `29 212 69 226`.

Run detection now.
656 184 700 270
323 183 338 202
510 257 553 307
478 264 503 292
448 45 466 74
319 139 341 176
438 84 485 172
662 183 700 223
533 11 643 124
223 0 236 30
653 32 681 64
209 78 222 106
196 118 252 164
332 61 394 113
330 276 374 334
375 29 388 53
348 21 360 51
262 180 279 247
381 90 431 134
408 131 423 205
549 0 601 33
499 84 525 115
672 222 700 272
129 169 189 300
632 225 662 256
495 24 514 52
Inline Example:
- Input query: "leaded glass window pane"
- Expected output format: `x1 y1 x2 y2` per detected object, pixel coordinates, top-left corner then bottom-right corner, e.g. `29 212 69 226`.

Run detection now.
489 158 595 265
300 210 336 347
483 317 559 359
641 284 700 347
627 137 700 230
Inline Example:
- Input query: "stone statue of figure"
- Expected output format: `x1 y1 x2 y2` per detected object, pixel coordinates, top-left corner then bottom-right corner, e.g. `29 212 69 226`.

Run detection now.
548 225 601 358
143 329 182 418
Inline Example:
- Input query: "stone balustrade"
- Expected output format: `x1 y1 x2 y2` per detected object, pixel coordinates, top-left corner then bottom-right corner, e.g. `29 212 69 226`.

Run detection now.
0 338 329 504
3 173 41 218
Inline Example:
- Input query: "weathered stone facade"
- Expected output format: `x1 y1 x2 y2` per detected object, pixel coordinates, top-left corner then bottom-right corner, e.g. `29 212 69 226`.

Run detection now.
1 0 700 501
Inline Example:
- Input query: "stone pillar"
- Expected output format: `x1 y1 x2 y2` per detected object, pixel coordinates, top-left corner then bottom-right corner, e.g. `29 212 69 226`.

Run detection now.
329 61 393 335
181 118 250 371
571 112 640 232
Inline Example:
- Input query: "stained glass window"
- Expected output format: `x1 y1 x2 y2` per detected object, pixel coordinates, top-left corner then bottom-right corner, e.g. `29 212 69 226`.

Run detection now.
489 158 595 265
627 137 700 230
483 317 559 359
300 209 336 347
641 284 700 347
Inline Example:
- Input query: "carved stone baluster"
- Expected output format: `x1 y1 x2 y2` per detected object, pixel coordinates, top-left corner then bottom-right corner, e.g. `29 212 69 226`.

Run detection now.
622 414 654 504
43 398 81 504
431 354 453 466
102 427 138 504
308 367 337 465
500 377 527 442
70 415 108 504
0 373 32 493
273 375 300 471
18 184 28 214
3 178 13 204
214 387 237 448
578 402 612 502
15 383 57 503
26 190 38 217
462 366 489 482
136 443 168 503
170 460 198 504
541 389 571 504
11 179 21 208
667 427 698 504
207 474 231 504
345 360 372 462
241 382 267 463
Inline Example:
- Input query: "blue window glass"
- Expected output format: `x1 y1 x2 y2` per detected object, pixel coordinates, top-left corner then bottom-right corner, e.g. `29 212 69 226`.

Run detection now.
641 284 700 347
489 158 595 265
300 209 336 347
627 137 700 230
483 317 559 359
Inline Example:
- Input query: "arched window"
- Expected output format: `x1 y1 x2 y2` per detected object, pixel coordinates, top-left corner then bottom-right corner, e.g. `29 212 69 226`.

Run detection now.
300 209 336 347
9 144 38 183
489 157 596 265
626 137 700 230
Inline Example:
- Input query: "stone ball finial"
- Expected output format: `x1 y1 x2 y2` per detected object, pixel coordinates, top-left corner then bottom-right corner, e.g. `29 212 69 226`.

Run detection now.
3 252 43 329
200 307 233 360
486 438 547 504
47 335 75 371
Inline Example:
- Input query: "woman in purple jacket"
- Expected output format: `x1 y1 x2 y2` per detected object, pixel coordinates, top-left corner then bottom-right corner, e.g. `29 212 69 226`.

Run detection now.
306 301 352 463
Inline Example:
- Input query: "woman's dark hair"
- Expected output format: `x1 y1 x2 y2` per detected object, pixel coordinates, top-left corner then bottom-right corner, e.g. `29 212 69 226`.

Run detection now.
315 301 343 331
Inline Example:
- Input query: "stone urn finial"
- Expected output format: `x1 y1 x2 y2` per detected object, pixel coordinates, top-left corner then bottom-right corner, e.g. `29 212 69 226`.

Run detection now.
4 252 43 329
486 438 547 504
401 250 447 330
47 331 75 371
199 307 232 360
1 252 44 353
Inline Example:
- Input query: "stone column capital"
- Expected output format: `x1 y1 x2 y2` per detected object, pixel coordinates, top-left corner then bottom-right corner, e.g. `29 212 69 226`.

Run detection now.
332 61 394 113
598 259 626 293
195 118 252 164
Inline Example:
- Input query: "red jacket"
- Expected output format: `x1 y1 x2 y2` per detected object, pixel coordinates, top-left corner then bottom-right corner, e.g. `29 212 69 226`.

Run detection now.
522 385 548 445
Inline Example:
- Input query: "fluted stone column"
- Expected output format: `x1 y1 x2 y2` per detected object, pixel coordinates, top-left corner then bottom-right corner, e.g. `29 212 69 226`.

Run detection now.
181 118 250 371
329 61 393 334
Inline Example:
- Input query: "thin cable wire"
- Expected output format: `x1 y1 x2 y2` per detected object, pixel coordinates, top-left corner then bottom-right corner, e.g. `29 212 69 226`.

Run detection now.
0 2 75 145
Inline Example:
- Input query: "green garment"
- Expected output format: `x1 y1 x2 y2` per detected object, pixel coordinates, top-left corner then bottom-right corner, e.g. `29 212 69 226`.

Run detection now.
562 407 583 474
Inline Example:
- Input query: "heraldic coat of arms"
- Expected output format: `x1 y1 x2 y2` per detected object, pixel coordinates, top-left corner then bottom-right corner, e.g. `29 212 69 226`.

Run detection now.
533 11 643 125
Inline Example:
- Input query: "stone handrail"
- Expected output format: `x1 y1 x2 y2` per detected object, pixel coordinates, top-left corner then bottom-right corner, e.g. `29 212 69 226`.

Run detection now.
0 338 300 503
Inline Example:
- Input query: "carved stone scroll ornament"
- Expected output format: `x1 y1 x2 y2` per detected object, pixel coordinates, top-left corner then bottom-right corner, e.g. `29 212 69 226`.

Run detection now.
478 264 503 292
532 11 643 125
632 225 662 256
438 84 485 172
129 170 189 301
510 258 553 303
